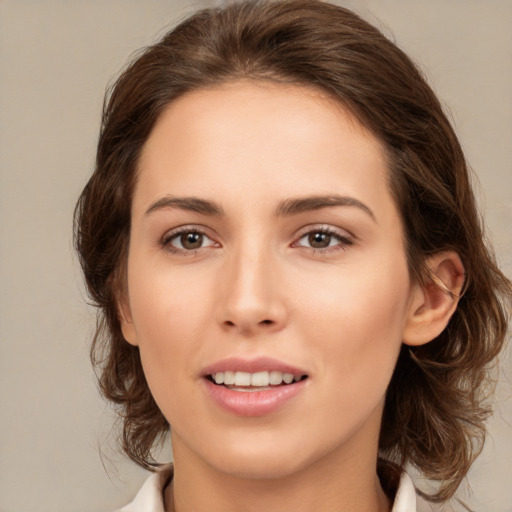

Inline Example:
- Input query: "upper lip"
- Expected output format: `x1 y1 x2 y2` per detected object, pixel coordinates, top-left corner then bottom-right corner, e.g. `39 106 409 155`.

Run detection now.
201 356 308 377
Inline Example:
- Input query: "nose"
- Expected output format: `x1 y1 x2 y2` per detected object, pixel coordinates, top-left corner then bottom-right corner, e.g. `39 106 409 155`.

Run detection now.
217 243 287 336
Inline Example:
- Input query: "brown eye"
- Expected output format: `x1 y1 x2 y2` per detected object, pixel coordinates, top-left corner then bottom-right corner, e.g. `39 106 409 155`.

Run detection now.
164 229 216 252
294 227 353 252
180 232 203 250
308 232 331 248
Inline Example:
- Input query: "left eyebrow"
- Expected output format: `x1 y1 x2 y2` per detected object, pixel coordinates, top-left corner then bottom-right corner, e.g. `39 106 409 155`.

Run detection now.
274 195 376 222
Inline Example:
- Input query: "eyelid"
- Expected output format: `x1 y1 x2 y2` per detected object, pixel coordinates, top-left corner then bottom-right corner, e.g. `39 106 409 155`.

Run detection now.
158 223 354 254
294 223 354 240
291 224 354 251
160 224 220 252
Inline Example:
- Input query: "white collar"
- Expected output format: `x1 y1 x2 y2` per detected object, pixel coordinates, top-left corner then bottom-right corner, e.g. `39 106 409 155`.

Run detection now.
118 464 417 512
117 465 172 512
391 472 417 512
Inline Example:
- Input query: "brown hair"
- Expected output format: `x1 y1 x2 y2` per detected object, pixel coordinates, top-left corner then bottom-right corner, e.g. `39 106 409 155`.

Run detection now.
74 0 511 502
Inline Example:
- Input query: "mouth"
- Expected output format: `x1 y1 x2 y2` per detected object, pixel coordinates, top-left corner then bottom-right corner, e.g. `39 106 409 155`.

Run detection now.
201 357 309 415
207 370 308 392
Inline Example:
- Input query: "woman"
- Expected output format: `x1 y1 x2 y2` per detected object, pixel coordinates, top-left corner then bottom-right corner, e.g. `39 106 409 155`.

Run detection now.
74 1 511 510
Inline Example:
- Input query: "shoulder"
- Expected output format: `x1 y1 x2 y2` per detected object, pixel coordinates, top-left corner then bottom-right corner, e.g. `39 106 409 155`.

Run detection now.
115 464 173 512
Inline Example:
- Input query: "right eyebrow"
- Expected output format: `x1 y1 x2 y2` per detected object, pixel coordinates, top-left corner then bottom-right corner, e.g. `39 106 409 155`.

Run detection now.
145 196 225 216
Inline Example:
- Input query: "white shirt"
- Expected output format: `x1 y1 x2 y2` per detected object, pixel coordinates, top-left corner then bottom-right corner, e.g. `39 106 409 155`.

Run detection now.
117 465 416 512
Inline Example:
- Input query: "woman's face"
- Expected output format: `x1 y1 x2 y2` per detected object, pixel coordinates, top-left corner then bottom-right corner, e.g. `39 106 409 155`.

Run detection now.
120 81 420 478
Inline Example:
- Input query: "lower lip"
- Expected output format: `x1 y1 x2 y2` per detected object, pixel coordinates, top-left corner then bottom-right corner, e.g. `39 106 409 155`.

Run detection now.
203 378 307 417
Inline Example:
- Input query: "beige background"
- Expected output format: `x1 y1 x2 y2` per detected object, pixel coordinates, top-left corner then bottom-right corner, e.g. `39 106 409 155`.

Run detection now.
0 1 510 511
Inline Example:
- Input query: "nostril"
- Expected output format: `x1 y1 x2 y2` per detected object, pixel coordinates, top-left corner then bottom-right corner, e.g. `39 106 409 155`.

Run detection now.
221 318 277 331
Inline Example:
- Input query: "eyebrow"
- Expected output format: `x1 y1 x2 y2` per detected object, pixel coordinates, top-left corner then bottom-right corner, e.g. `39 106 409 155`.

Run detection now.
145 194 375 222
274 195 376 222
145 196 225 216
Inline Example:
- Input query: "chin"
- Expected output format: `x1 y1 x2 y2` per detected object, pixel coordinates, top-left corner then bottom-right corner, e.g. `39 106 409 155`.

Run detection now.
199 429 332 481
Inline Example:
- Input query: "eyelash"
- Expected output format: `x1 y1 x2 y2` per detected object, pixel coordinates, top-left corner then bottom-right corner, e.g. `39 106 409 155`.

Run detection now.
292 226 353 254
160 225 353 255
160 226 217 255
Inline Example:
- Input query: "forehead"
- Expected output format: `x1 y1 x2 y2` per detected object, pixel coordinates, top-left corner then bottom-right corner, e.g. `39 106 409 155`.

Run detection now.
134 80 394 221
141 80 381 157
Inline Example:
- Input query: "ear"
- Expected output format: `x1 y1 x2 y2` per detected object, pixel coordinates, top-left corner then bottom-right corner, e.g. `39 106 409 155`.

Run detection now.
118 296 139 346
403 251 466 346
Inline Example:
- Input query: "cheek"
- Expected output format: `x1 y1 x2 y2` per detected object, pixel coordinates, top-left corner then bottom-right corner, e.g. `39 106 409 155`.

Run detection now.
127 253 207 341
125 261 203 393
299 257 410 398
131 296 200 429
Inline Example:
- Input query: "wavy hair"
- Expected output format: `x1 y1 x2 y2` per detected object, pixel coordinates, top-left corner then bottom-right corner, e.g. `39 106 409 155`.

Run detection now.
74 0 511 502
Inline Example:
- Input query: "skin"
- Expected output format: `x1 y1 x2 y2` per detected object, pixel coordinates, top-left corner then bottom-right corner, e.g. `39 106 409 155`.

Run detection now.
119 81 464 512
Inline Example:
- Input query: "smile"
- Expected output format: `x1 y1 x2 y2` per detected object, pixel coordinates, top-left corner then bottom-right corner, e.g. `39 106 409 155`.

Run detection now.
209 370 307 389
202 357 309 416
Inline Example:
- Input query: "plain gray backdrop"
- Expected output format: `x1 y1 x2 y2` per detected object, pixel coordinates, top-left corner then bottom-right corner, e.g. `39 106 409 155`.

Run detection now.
0 1 511 511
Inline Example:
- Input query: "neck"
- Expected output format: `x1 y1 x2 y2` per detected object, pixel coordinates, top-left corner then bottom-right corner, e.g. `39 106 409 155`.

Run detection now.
166 433 391 512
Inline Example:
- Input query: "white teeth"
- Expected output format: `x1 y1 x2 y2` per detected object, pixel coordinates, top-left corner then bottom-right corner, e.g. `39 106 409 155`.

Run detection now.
234 371 251 386
223 371 236 385
283 373 294 384
251 371 270 386
269 370 283 385
212 370 304 387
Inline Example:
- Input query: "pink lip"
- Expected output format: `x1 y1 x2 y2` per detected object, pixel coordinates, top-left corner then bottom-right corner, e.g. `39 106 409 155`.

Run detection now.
203 378 307 417
201 357 307 417
201 356 307 376
201 357 309 417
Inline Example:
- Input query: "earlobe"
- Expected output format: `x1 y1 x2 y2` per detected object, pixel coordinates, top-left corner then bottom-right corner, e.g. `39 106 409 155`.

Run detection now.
403 252 466 347
118 299 139 346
